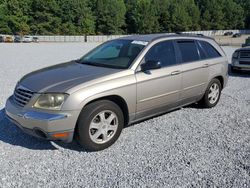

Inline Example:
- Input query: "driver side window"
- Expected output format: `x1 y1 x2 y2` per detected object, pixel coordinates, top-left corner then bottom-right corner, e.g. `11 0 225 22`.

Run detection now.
144 40 176 67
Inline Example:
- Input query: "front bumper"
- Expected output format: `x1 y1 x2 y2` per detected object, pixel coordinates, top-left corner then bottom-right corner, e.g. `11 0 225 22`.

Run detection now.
232 59 250 71
5 96 79 143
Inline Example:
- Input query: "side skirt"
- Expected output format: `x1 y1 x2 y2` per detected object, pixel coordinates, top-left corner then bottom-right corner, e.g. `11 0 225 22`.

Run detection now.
128 94 203 125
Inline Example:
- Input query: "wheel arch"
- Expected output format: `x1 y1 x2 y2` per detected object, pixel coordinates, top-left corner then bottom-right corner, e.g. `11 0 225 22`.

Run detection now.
214 75 224 89
77 95 130 127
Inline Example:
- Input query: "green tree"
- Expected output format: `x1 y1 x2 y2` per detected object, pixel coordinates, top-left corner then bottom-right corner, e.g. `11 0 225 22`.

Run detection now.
124 0 137 33
170 5 190 31
57 0 95 35
186 0 200 31
0 2 11 34
30 0 61 35
235 0 250 29
134 0 160 34
96 0 126 34
196 0 225 30
0 0 31 34
0 0 249 35
222 0 244 29
246 1 250 28
158 0 200 32
153 0 171 32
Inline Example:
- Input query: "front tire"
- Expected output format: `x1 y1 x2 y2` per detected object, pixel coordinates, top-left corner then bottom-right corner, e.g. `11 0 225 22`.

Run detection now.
76 100 124 151
199 78 222 108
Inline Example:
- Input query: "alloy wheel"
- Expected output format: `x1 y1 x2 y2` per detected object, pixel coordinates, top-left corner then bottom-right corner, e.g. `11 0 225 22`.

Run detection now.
89 110 118 144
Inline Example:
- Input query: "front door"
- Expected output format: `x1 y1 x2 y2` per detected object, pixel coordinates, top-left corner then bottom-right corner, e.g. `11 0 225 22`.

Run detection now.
135 40 182 119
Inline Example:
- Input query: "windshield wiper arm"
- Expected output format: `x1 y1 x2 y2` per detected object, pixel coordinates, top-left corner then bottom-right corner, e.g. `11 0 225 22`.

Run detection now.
75 60 123 69
76 60 104 67
73 59 81 63
74 59 93 65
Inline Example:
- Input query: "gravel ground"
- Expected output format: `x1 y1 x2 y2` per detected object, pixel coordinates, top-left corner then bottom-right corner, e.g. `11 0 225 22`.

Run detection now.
0 43 249 187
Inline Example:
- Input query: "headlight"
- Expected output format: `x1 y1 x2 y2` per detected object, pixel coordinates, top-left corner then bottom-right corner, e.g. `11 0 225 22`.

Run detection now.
232 51 239 59
33 93 68 110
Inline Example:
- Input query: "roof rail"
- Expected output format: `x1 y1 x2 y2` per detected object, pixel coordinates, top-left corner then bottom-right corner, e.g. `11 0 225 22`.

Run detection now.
175 32 205 36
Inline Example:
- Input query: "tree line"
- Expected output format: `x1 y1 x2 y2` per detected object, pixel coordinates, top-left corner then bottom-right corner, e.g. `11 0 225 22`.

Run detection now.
0 0 249 35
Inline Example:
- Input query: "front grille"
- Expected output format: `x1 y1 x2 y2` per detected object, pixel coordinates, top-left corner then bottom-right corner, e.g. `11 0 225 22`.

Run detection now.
240 51 250 59
14 86 34 107
239 61 250 65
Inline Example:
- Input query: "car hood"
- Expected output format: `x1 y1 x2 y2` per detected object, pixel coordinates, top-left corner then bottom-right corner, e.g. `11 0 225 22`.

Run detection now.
20 61 121 93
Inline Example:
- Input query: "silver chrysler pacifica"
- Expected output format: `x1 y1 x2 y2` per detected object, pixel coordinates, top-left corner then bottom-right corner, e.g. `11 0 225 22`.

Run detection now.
5 34 228 151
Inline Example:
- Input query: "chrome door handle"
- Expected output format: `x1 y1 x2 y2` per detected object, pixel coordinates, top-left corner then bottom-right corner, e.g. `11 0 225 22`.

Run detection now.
171 71 181 75
202 64 209 68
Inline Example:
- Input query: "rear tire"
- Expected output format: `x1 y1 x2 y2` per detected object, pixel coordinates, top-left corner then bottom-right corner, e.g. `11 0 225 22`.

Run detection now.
199 78 222 108
76 100 124 151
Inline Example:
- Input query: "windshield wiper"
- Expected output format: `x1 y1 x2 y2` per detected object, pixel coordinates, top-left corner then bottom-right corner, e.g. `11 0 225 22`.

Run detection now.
73 59 81 63
74 59 92 65
75 59 124 69
76 60 105 67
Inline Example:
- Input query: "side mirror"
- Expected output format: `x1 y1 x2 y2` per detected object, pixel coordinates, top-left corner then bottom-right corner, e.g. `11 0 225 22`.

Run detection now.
141 60 161 71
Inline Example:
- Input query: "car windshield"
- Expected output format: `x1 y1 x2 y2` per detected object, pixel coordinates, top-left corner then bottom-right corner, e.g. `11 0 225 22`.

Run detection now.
79 39 147 69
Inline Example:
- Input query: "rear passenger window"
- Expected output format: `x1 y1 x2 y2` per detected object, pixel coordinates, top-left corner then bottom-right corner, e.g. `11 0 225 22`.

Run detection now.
144 41 176 67
199 41 221 58
177 41 199 63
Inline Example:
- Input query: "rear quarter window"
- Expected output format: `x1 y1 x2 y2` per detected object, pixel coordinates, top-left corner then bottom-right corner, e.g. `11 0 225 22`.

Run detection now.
198 41 221 59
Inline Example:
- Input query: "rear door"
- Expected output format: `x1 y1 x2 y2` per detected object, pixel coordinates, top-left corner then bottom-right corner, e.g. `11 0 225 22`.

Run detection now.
175 40 209 104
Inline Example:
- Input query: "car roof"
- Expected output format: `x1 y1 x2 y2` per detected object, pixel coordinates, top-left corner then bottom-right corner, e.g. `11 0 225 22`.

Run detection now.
119 33 213 42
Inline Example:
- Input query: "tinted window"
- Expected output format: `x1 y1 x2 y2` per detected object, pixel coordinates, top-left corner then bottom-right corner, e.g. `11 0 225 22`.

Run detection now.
199 41 221 58
144 41 176 67
128 43 145 58
197 42 207 60
92 44 121 59
177 41 199 63
80 40 146 69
